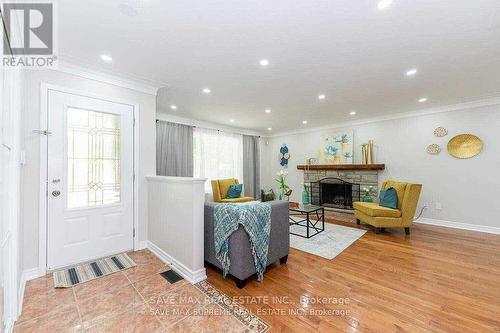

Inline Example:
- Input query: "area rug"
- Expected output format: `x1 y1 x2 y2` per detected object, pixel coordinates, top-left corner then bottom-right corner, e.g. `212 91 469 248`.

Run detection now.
195 280 270 333
290 223 366 259
53 253 136 288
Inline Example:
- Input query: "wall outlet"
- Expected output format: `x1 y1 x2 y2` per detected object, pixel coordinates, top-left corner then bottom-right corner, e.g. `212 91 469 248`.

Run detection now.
435 202 442 210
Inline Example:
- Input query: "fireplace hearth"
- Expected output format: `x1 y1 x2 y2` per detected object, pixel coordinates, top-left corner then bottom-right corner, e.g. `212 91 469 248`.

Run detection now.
302 166 380 209
310 178 360 210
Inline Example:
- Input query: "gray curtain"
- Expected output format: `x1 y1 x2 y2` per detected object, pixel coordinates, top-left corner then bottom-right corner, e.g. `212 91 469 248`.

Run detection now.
242 135 260 198
156 121 193 177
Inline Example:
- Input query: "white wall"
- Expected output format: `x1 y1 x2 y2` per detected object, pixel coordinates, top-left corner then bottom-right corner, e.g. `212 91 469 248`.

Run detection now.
147 176 207 284
261 104 500 228
21 69 156 271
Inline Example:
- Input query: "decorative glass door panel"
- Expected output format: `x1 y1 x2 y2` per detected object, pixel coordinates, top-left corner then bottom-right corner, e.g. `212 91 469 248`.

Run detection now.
67 108 121 208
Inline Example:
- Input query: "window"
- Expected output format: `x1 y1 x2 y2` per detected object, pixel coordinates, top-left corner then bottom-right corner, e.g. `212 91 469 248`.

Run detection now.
193 128 243 192
67 108 121 208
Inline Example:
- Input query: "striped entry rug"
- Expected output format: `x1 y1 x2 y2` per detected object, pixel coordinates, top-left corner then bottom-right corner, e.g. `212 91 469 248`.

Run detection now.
53 253 136 288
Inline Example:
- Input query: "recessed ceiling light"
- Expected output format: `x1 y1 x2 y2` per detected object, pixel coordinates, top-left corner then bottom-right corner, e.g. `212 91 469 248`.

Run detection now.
260 59 269 67
349 111 357 115
229 119 235 123
265 109 271 113
302 120 308 125
418 97 428 103
100 54 113 63
118 3 139 17
406 68 418 76
318 94 326 100
267 127 272 131
202 88 211 94
170 104 177 110
377 0 393 10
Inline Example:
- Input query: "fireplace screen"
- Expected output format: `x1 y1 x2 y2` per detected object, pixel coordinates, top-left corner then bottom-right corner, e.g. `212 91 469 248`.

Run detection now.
310 178 360 210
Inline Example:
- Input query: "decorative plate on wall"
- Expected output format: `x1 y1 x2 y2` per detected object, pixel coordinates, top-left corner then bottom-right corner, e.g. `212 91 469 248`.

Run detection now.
426 144 441 155
279 144 290 167
447 134 483 159
434 127 448 137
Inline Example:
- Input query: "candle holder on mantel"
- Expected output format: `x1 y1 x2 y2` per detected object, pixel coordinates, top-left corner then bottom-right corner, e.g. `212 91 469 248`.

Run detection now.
361 140 375 164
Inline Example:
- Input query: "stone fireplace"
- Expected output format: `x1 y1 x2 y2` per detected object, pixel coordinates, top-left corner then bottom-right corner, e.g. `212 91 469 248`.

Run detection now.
310 178 360 210
298 164 385 211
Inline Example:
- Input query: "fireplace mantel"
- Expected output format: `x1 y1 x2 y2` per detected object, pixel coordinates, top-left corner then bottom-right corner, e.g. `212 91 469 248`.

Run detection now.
297 164 385 171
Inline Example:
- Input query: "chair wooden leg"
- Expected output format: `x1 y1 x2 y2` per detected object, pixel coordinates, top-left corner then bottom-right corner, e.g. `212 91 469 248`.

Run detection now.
356 219 360 225
235 278 246 289
405 227 410 235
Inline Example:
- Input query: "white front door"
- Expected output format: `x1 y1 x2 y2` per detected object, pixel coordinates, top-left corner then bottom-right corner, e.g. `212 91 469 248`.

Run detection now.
47 90 134 270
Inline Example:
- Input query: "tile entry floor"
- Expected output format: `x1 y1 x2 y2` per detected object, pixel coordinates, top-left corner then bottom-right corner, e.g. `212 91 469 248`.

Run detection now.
14 249 247 333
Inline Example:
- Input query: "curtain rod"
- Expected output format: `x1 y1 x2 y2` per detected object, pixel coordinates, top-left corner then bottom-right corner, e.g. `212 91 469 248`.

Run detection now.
156 119 261 138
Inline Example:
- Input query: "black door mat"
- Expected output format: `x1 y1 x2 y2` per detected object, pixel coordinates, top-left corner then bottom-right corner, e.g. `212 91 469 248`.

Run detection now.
160 270 184 284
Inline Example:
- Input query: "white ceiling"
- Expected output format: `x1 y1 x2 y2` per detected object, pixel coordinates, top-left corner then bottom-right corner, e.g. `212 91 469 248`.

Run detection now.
59 0 500 133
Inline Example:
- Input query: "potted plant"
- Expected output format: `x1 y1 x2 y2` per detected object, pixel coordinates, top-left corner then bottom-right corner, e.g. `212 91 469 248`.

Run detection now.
275 170 292 200
362 186 374 202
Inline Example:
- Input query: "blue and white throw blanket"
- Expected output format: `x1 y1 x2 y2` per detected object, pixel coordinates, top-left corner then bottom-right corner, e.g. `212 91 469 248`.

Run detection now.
214 202 272 281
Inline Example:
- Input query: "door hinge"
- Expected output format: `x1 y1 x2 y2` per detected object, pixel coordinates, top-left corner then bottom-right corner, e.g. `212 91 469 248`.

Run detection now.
133 228 135 237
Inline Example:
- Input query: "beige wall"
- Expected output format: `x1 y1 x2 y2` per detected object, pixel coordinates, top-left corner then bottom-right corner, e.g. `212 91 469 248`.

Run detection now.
21 69 156 271
261 104 500 229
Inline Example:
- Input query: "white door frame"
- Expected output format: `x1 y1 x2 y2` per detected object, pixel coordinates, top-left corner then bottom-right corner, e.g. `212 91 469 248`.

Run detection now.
38 83 140 275
1 63 22 327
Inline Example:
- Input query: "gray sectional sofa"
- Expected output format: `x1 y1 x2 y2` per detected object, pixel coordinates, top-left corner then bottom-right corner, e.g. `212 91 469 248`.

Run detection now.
204 200 289 288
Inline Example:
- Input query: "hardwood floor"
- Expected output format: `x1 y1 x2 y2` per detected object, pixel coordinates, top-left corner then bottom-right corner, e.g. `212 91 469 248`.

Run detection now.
206 212 500 333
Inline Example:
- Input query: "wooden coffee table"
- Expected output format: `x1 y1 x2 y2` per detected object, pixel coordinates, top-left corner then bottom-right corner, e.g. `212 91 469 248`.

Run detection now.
289 204 325 238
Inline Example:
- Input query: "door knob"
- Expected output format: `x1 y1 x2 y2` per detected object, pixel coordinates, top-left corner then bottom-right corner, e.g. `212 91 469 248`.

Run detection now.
52 190 61 197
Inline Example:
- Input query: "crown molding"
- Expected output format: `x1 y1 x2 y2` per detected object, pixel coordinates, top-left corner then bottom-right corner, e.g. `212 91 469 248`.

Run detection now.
51 61 164 96
265 96 500 138
156 112 265 137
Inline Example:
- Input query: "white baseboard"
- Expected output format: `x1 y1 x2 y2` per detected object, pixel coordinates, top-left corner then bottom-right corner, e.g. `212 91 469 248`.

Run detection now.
18 268 42 318
5 319 14 333
136 240 148 250
147 241 207 284
415 218 500 235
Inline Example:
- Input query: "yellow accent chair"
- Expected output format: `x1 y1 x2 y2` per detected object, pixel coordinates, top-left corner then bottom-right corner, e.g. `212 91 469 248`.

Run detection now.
211 178 255 203
353 180 422 235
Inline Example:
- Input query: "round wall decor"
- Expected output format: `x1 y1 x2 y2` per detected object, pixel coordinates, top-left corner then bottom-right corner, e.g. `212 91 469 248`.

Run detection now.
434 127 448 137
426 144 441 155
447 134 483 159
279 144 290 167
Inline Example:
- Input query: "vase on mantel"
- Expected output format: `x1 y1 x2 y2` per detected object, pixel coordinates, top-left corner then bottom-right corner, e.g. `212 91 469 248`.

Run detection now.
301 184 310 205
367 140 374 164
361 141 375 164
361 144 368 164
